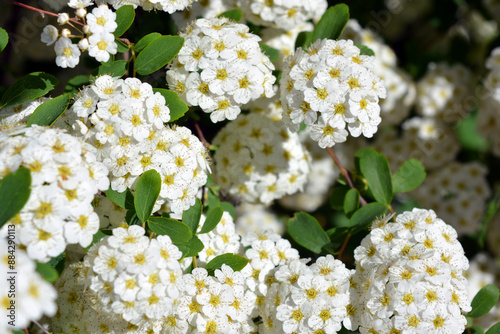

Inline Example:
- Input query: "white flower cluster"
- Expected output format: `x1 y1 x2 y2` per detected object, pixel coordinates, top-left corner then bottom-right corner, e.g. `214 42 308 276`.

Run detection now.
0 97 50 127
0 125 109 262
171 0 232 30
342 20 416 125
40 4 118 68
197 211 242 265
349 208 471 333
374 117 460 171
279 129 339 212
411 162 490 235
97 0 193 13
478 47 500 157
280 39 387 148
67 75 209 215
167 17 276 123
0 238 57 332
212 113 310 204
416 62 473 123
82 225 188 332
236 0 327 30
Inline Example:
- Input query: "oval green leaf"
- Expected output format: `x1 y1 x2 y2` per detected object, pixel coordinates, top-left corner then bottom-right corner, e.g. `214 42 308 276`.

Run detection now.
392 159 426 194
205 253 249 276
97 59 129 77
199 207 224 234
113 5 135 37
486 322 500 334
312 3 349 42
330 185 350 211
295 31 314 50
178 235 204 258
355 44 375 56
0 167 31 228
147 217 193 244
344 188 360 218
260 43 279 63
64 75 90 97
27 93 70 126
182 198 203 233
134 169 161 222
135 32 161 53
359 148 393 205
104 188 135 210
135 36 184 76
115 38 130 53
217 9 243 22
35 262 59 283
0 72 58 110
288 212 330 254
349 202 388 235
468 284 500 318
0 27 8 52
153 88 189 122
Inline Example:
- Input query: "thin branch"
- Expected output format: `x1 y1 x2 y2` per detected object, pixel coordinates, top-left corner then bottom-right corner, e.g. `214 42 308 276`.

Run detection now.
326 147 368 206
194 122 210 148
5 0 85 26
337 234 351 262
33 320 50 334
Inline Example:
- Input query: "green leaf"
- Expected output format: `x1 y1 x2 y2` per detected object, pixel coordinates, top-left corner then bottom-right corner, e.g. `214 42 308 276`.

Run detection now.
205 253 249 275
0 167 31 228
312 4 349 42
469 326 485 334
355 44 375 56
468 284 500 318
288 212 330 254
152 88 189 122
326 226 350 249
330 185 350 210
344 188 360 218
36 262 59 283
200 207 224 234
392 159 426 193
134 170 161 222
486 323 500 334
182 198 203 233
207 188 221 210
359 148 393 204
456 110 489 152
0 72 58 110
147 217 193 244
27 93 70 126
135 32 161 53
217 9 243 22
0 27 8 52
260 43 279 63
220 202 235 219
135 36 184 75
126 211 142 226
295 31 314 50
97 59 128 77
349 202 388 235
48 253 66 276
113 5 135 37
115 38 129 53
64 75 90 97
104 188 135 210
178 236 204 258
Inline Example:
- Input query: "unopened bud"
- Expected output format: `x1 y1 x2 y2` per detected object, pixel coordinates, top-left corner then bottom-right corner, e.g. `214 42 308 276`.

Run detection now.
83 25 91 35
61 28 71 38
57 13 70 25
78 38 89 51
75 8 87 18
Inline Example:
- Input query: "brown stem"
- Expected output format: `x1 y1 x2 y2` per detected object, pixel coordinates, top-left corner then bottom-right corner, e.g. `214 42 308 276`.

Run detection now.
326 147 368 206
337 234 350 262
33 320 50 334
194 122 210 148
24 328 29 334
6 0 85 26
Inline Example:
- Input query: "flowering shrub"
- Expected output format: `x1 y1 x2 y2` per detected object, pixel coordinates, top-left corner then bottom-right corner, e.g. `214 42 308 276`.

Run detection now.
1 1 500 334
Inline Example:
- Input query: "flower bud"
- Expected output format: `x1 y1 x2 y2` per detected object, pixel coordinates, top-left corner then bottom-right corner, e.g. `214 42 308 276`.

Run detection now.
61 28 71 38
75 8 87 18
57 13 70 25
78 38 89 51
83 25 91 35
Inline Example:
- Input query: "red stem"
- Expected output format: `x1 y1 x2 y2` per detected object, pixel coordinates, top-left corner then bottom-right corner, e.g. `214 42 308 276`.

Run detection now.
6 0 85 26
326 147 368 206
194 122 210 148
337 234 350 262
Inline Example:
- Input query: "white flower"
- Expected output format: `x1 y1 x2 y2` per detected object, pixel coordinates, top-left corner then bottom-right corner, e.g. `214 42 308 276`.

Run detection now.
41 25 58 45
54 37 80 68
145 92 171 128
88 32 117 62
86 5 117 34
64 205 99 247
